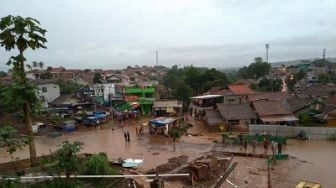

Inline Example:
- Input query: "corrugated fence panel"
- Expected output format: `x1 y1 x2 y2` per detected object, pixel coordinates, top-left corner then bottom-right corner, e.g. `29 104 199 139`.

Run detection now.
249 124 336 140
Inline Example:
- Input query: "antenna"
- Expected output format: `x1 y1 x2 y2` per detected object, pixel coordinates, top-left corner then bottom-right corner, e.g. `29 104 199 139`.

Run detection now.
265 43 270 63
323 48 326 60
156 51 159 66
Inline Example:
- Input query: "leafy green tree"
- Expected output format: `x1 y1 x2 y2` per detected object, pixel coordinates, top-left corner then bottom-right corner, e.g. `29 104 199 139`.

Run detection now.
38 61 44 70
0 15 47 166
93 73 102 84
285 70 307 92
172 82 193 111
238 66 254 79
46 66 53 71
32 61 38 69
238 57 271 79
54 141 84 180
0 125 28 156
39 71 52 79
85 154 119 175
57 79 81 94
170 127 181 142
184 65 201 95
258 78 282 92
318 73 331 84
0 71 6 78
199 68 229 93
249 57 271 79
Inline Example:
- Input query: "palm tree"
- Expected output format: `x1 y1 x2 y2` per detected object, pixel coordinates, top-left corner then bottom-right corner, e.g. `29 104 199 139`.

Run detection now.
38 61 44 70
32 61 38 69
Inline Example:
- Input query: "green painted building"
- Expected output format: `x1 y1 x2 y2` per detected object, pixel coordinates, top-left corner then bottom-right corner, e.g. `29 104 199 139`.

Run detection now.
125 87 155 115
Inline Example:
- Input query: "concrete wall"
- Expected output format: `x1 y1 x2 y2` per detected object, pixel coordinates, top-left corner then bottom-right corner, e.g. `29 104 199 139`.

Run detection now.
36 83 60 103
249 124 336 140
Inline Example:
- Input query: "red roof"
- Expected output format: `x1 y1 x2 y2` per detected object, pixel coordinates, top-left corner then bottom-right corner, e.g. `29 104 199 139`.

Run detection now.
228 84 255 95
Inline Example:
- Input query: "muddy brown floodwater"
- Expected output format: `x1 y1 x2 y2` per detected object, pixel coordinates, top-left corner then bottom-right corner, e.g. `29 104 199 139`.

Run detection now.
0 119 336 188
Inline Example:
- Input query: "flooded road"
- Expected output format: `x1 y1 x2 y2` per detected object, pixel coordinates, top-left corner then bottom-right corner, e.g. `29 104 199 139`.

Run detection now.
1 119 336 187
0 121 214 172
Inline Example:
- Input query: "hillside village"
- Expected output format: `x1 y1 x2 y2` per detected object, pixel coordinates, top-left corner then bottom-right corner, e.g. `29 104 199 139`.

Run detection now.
0 2 335 187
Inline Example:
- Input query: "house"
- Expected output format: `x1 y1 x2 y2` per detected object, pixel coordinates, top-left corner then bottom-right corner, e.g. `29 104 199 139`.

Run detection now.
247 92 291 102
190 94 224 119
222 84 256 104
76 85 95 103
253 100 298 125
216 103 257 131
153 100 183 116
204 109 224 131
35 81 60 108
125 87 155 115
298 84 336 99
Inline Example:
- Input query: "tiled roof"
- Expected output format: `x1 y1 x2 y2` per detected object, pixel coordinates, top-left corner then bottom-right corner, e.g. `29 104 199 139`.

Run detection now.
217 103 257 120
253 100 292 116
205 109 224 125
228 84 256 95
286 97 311 112
324 94 336 106
248 92 291 102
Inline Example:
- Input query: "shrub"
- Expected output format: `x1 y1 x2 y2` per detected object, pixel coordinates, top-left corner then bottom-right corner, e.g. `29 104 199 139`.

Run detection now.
85 154 119 175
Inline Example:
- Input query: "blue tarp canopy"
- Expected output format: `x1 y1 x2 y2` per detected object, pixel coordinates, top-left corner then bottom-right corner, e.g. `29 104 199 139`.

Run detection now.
86 116 98 120
95 114 107 118
150 117 176 127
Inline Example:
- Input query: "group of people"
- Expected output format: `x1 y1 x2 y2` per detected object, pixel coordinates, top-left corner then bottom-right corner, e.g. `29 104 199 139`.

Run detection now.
262 138 283 155
123 131 131 142
239 135 283 155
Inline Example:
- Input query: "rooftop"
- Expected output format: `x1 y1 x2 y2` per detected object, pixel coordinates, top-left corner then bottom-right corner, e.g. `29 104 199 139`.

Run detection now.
217 103 257 120
228 84 256 95
253 100 292 116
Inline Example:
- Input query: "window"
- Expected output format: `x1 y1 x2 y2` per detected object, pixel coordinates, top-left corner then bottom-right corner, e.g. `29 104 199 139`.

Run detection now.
228 120 239 125
42 87 47 93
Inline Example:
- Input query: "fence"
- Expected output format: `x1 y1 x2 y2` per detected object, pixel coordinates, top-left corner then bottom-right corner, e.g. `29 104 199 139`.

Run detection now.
249 124 336 141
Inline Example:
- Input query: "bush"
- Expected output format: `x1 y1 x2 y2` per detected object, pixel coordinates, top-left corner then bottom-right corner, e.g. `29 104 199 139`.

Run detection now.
85 154 119 175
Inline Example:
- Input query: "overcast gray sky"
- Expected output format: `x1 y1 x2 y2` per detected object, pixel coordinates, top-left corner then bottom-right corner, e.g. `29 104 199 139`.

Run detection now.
0 0 335 71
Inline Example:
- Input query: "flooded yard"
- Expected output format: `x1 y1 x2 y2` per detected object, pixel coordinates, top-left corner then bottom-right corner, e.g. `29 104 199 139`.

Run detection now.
0 120 335 187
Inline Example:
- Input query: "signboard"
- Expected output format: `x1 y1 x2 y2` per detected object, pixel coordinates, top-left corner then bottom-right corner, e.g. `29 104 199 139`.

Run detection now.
124 95 139 102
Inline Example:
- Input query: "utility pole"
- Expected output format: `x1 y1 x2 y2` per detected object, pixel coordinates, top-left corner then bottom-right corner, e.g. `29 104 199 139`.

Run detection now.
156 51 159 66
323 48 328 70
265 43 270 63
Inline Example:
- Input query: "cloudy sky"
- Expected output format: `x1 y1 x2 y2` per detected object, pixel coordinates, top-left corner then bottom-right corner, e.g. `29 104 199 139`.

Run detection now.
0 0 335 71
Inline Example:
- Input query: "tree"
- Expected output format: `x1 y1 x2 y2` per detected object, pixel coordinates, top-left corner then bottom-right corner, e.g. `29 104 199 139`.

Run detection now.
285 70 307 92
258 78 282 92
0 125 28 156
57 79 81 94
184 65 201 95
39 71 52 79
318 73 331 84
38 61 44 70
32 61 38 69
237 57 271 79
249 57 271 79
93 73 102 84
54 141 84 180
0 15 47 166
172 82 193 111
46 66 53 71
237 66 254 79
0 71 7 78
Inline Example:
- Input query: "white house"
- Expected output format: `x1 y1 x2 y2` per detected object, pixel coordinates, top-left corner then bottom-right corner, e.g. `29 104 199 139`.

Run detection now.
36 82 60 107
